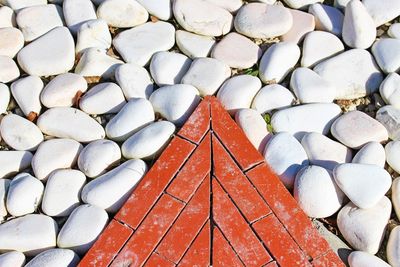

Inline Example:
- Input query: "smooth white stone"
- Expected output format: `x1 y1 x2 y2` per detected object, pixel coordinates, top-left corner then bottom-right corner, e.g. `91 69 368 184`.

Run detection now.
79 82 126 115
32 139 83 180
334 163 392 209
97 0 148 28
301 31 344 67
74 48 123 79
380 73 400 108
2 0 46 10
40 73 88 108
331 110 388 149
6 173 44 217
204 0 243 12
386 141 400 173
283 0 322 9
271 103 341 140
263 132 309 189
173 0 232 37
150 51 192 86
25 249 79 267
17 27 75 77
372 38 400 74
0 251 25 267
149 84 201 126
251 84 295 114
387 226 400 267
363 0 400 26
105 98 155 141
181 57 231 96
217 75 262 114
136 0 171 20
337 197 391 254
290 67 336 103
81 160 147 212
0 114 43 151
78 139 121 178
0 151 33 179
0 179 10 220
234 3 292 39
57 204 108 255
0 27 23 58
42 169 86 217
352 141 385 167
0 6 16 28
16 4 64 42
63 0 97 34
113 21 175 66
376 105 400 141
122 121 175 160
235 108 271 153
259 42 300 83
281 9 315 44
115 63 153 99
314 49 383 100
75 19 112 54
348 251 391 267
342 0 376 49
388 23 400 39
0 56 19 83
0 214 57 256
0 83 10 114
308 4 344 36
11 75 43 116
37 107 105 143
392 177 400 220
301 132 352 171
175 30 215 59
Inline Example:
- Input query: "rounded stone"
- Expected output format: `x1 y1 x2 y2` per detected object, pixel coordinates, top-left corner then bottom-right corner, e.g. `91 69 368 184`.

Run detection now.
387 226 400 267
251 84 295 114
388 23 400 39
0 251 25 267
175 30 216 59
62 0 97 34
348 251 391 267
136 0 171 20
308 3 344 36
11 75 43 116
25 249 79 267
392 177 400 220
75 19 112 54
0 151 33 179
0 27 24 58
281 9 315 44
376 105 400 141
0 56 19 83
380 72 400 109
352 141 386 167
97 0 148 28
115 63 154 99
0 83 10 114
372 38 400 74
385 141 400 173
0 6 16 28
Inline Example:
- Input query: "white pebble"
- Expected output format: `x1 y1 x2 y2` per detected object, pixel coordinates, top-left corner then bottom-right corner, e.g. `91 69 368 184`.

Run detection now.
97 0 148 28
2 0 46 11
380 72 400 109
115 63 153 100
308 3 344 36
0 56 19 83
75 19 112 54
11 75 43 116
372 38 400 74
348 251 391 267
0 6 16 28
25 249 80 267
150 51 192 86
251 84 295 114
0 27 23 58
386 140 400 173
283 0 322 9
352 141 386 167
0 251 25 267
0 83 10 114
392 177 400 220
136 0 171 20
63 0 97 34
363 0 400 26
0 179 10 220
388 23 400 39
376 105 400 141
0 151 33 179
175 30 215 59
387 226 400 267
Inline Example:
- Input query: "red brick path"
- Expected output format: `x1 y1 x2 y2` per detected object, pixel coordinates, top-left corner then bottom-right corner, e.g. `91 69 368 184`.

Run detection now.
79 97 344 267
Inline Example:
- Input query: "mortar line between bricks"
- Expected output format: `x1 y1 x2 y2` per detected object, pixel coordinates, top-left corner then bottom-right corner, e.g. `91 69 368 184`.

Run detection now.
209 128 214 266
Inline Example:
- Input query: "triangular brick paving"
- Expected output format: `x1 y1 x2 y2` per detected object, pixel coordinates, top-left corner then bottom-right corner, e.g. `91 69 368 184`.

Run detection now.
79 97 345 267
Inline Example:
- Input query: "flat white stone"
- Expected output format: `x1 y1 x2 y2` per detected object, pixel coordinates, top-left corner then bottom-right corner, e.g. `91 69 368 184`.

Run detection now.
2 0 46 10
0 27 23 58
259 42 300 83
11 75 43 116
283 0 322 9
42 169 86 217
0 151 33 179
17 27 75 77
352 141 386 167
271 103 341 140
79 82 126 115
392 177 400 220
234 3 292 39
363 0 400 26
337 197 391 254
57 204 108 255
97 0 148 28
251 84 295 114
263 132 309 189
113 21 175 66
290 67 336 103
0 56 19 83
380 73 400 108
386 141 400 173
301 31 344 67
376 105 400 141
75 19 112 54
78 139 121 178
0 6 16 28
175 30 215 59
122 121 175 160
372 38 400 74
0 179 10 220
63 0 97 34
25 249 80 267
105 98 155 141
16 4 64 42
115 63 153 99
150 51 192 86
331 110 388 149
204 0 243 13
32 138 83 180
37 107 105 143
0 114 43 151
181 57 231 96
81 160 147 212
217 75 262 114
387 226 400 266
6 173 44 217
40 73 88 108
388 23 400 39
301 132 352 170
0 251 25 267
281 9 315 44
348 251 391 267
0 214 57 256
136 0 171 20
149 84 201 126
173 0 232 37
308 4 344 36
0 83 10 114
334 163 392 209
314 49 383 100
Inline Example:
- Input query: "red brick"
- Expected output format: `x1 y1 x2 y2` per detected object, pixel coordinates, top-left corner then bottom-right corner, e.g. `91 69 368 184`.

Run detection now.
146 253 175 267
312 251 345 267
115 137 195 229
213 226 244 267
265 262 279 267
212 178 271 267
213 136 271 223
210 97 263 170
167 134 211 202
111 194 185 267
177 221 210 267
78 219 133 267
252 215 311 267
246 163 331 259
157 178 210 263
